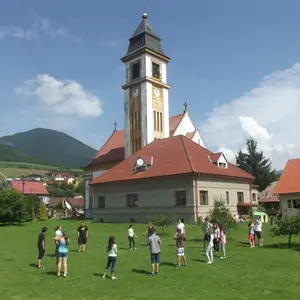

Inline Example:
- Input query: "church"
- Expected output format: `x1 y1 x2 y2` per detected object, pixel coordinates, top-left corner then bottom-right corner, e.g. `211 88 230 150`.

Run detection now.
82 13 257 223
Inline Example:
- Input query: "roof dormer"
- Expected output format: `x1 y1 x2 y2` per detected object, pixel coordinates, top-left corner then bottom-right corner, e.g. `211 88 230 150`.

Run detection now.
208 153 228 169
134 156 154 173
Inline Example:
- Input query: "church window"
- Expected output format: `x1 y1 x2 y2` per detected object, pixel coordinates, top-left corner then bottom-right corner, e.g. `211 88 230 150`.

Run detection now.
175 191 186 206
130 113 134 132
200 191 208 205
226 191 230 205
160 112 163 132
131 61 140 80
152 62 160 79
96 196 105 208
154 111 157 131
252 193 257 202
137 111 141 130
237 192 244 204
134 112 137 132
127 194 138 207
131 140 134 152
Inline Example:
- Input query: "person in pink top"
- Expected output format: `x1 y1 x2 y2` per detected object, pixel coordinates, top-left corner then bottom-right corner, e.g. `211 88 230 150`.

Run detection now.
219 226 227 259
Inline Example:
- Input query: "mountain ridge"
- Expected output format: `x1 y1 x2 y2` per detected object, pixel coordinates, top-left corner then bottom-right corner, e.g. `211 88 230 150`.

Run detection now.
0 128 97 168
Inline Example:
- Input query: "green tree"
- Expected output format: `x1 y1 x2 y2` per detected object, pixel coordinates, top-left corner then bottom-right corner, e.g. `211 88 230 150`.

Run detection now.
270 215 300 247
150 213 177 234
209 198 235 231
38 201 48 221
23 196 35 221
236 138 277 191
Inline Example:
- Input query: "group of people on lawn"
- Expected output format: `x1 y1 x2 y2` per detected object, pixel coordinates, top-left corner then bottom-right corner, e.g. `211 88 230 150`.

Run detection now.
36 216 263 279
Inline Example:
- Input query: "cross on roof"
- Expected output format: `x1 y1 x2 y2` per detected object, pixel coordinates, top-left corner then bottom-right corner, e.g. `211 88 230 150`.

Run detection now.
113 121 118 131
184 102 188 112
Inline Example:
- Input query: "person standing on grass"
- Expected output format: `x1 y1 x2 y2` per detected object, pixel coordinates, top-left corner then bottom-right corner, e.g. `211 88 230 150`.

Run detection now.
219 226 227 259
203 217 213 251
174 228 187 268
248 222 255 248
128 224 137 250
147 229 161 275
143 222 155 245
206 228 214 264
256 218 264 246
102 236 118 280
54 231 69 277
37 227 47 269
213 223 220 253
177 218 185 235
77 222 88 252
54 226 63 266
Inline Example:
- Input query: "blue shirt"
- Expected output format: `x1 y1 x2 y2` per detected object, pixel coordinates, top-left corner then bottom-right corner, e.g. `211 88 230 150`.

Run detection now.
58 239 68 254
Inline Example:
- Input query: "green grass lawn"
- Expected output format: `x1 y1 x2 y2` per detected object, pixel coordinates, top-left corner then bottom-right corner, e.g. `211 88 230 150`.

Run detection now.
0 220 300 300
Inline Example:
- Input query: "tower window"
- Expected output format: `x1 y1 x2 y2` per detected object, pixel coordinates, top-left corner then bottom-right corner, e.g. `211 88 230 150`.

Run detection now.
152 62 160 79
153 111 157 131
160 112 163 132
138 111 141 130
131 62 140 80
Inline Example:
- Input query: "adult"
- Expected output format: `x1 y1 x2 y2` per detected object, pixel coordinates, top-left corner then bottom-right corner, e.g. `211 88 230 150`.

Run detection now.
77 222 88 252
177 218 185 235
128 224 137 250
54 226 62 266
256 218 263 246
54 231 69 277
147 229 161 276
203 217 213 251
37 227 47 269
213 223 220 253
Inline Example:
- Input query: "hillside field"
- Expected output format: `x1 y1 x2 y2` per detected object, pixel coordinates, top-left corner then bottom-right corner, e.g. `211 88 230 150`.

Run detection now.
0 221 300 300
0 161 83 181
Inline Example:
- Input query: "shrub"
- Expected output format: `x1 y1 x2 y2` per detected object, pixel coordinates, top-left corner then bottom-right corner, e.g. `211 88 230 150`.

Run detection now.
150 213 177 234
38 202 48 221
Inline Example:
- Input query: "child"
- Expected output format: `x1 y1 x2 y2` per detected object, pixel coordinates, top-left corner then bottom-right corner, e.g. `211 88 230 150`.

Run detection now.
102 236 118 280
54 226 63 266
174 228 187 268
54 231 69 277
248 222 255 248
219 226 227 259
147 229 161 275
206 228 214 264
128 224 137 250
213 223 220 253
203 217 213 251
37 227 47 269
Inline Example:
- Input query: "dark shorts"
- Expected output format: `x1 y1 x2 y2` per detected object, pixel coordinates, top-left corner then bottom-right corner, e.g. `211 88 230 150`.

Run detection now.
78 237 87 245
56 252 68 259
38 247 45 259
204 233 209 241
150 253 160 264
256 231 262 239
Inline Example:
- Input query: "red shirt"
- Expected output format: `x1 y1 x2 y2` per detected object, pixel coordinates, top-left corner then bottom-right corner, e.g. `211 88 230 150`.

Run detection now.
176 233 184 248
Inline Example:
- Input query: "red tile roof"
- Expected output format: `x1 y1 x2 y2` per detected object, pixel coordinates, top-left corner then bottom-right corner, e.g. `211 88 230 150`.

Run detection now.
11 181 49 195
258 196 280 203
66 198 84 208
89 114 186 167
169 114 184 136
90 135 253 185
208 152 222 163
274 159 300 194
185 131 196 139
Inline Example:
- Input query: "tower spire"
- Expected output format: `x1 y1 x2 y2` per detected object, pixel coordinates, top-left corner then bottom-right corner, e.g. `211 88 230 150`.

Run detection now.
113 121 118 132
184 102 188 113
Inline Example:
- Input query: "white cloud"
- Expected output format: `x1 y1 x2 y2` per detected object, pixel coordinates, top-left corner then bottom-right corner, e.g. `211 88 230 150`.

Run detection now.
15 74 103 118
0 15 81 42
200 63 300 169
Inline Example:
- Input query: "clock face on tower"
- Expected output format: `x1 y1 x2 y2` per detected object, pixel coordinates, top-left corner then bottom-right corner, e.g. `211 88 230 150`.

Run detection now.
133 88 139 97
154 88 160 98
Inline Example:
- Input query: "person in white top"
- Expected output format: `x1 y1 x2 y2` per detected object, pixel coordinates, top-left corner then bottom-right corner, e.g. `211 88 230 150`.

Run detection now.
128 224 137 250
177 219 185 235
206 228 214 264
54 226 63 266
102 236 118 280
256 218 263 246
203 217 213 251
213 223 220 253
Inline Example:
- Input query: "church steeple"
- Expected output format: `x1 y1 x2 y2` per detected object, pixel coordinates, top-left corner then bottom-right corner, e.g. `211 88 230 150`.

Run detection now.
122 13 171 158
122 13 170 63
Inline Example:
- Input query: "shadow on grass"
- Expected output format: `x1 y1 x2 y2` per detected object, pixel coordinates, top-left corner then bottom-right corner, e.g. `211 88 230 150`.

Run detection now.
93 273 108 278
263 243 300 251
69 250 79 253
29 263 37 268
47 254 56 258
119 247 129 250
190 239 202 243
160 262 177 267
236 241 251 248
191 258 206 263
131 268 149 275
46 271 57 276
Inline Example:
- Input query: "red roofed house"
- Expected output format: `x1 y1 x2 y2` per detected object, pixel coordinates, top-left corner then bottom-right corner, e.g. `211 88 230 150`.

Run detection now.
275 159 300 217
83 13 255 222
258 182 280 215
10 180 50 204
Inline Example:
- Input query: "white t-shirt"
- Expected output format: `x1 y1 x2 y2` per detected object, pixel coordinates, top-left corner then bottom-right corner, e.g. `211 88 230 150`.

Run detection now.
256 221 262 232
177 222 185 234
128 228 134 237
108 244 117 257
205 222 213 233
55 229 62 237
214 227 220 239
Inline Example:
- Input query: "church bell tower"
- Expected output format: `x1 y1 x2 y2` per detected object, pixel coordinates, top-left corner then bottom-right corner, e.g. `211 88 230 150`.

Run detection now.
121 13 171 158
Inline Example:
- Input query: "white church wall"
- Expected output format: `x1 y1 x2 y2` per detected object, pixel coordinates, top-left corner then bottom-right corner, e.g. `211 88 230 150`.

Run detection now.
174 113 195 136
145 81 154 144
124 88 130 158
192 130 206 148
163 88 170 138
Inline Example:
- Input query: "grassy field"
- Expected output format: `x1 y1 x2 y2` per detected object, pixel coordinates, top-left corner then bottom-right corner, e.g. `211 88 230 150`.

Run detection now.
0 161 84 181
0 220 300 300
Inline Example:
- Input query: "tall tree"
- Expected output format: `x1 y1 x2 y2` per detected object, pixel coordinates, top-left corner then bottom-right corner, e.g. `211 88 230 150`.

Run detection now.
236 138 276 191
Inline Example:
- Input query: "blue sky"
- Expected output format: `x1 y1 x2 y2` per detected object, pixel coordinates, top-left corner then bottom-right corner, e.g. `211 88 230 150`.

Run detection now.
1 0 300 168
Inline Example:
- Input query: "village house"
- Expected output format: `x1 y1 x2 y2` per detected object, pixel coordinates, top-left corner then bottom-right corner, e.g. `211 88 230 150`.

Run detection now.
275 159 300 217
10 180 50 204
83 13 256 223
53 172 76 185
258 181 280 215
